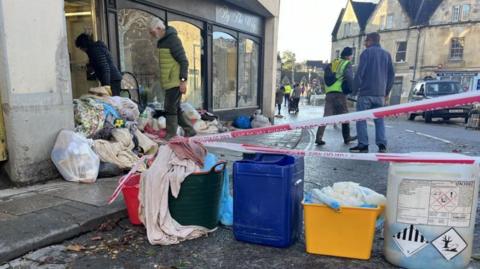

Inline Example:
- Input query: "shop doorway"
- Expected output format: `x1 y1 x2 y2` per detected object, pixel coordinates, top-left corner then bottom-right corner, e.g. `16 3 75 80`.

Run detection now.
64 0 98 98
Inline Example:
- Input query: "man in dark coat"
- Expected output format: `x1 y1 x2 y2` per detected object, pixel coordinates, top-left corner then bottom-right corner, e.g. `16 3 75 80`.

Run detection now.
75 33 122 96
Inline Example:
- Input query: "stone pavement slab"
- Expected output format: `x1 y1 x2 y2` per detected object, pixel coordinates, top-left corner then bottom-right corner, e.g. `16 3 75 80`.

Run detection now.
0 178 126 263
44 178 119 207
0 193 67 215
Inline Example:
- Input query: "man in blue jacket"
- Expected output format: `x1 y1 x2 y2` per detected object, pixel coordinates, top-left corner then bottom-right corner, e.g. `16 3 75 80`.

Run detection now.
350 32 395 153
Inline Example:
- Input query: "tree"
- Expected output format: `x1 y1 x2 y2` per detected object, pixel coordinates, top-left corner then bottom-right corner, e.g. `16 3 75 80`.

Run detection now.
281 51 296 72
442 236 452 249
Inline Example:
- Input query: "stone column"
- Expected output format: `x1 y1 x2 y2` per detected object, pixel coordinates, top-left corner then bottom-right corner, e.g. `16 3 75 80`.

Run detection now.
262 15 280 119
0 0 74 184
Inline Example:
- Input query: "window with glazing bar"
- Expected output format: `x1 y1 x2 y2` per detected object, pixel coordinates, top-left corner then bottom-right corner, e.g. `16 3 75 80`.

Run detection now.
450 38 464 60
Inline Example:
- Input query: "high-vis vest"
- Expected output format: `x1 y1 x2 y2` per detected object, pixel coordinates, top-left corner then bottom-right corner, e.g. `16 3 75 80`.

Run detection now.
325 59 350 94
284 85 293 94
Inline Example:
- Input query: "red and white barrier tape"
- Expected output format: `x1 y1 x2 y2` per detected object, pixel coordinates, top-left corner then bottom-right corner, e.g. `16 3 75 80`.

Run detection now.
204 142 479 164
191 91 480 143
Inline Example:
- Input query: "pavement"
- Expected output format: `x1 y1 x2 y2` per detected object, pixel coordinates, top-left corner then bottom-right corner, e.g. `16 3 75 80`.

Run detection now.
0 125 303 265
2 99 480 268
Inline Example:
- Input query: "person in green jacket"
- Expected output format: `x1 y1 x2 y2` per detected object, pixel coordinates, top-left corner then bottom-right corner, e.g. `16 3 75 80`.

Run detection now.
149 18 196 140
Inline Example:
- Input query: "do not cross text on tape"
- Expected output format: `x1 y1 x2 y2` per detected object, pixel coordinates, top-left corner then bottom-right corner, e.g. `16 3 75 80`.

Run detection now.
190 91 480 143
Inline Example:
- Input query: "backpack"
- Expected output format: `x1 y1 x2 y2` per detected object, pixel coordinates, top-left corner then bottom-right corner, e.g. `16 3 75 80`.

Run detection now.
324 64 337 87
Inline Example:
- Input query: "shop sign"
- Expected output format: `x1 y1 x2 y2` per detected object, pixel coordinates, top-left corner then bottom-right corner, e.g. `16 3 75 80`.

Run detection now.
216 5 262 35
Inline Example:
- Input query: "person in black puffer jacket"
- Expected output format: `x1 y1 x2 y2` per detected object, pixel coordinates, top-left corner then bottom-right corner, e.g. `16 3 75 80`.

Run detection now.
75 33 122 96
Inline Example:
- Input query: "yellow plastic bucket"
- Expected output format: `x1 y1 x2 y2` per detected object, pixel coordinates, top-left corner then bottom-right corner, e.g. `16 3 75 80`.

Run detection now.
303 203 384 260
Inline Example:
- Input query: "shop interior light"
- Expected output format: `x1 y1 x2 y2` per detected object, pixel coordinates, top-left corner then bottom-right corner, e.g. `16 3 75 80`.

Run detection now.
65 11 92 17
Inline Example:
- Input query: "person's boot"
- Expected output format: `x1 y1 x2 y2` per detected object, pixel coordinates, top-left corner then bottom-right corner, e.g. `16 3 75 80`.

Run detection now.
165 115 179 140
178 112 197 137
342 123 357 144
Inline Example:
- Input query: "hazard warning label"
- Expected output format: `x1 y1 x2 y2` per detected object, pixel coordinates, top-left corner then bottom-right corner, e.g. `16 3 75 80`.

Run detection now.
396 179 475 228
432 228 467 261
393 224 429 257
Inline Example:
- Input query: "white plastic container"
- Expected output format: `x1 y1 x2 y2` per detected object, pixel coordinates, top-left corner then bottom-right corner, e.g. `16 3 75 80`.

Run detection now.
384 159 479 269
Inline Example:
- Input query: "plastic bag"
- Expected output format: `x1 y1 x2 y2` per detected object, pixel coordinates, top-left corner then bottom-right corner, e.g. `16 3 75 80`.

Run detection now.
157 116 166 130
306 182 386 210
193 119 208 131
138 107 154 131
51 130 100 183
108 96 140 121
233 115 251 129
181 102 201 120
219 167 233 225
251 114 272 128
202 153 233 226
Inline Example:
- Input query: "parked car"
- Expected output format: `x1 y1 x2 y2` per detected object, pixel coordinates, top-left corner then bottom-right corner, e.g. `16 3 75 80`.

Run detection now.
407 80 471 123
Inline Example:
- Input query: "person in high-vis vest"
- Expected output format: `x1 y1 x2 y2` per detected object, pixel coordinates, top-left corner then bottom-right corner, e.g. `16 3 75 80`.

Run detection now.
315 47 357 146
284 84 293 107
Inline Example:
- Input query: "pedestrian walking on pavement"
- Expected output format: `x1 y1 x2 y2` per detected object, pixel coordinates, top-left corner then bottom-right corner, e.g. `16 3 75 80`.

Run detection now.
275 86 284 116
315 47 357 146
75 33 123 96
284 83 293 107
291 83 302 113
349 33 394 153
149 18 196 140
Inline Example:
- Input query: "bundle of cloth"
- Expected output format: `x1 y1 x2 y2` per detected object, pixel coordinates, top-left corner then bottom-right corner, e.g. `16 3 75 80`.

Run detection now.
93 128 157 172
74 86 158 172
139 141 213 245
74 86 140 138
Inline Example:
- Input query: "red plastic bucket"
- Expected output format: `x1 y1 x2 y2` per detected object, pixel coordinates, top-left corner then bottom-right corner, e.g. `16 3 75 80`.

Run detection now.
121 173 142 225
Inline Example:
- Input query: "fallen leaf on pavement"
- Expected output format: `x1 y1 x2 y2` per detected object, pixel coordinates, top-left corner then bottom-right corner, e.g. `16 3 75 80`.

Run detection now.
98 218 120 232
66 244 86 252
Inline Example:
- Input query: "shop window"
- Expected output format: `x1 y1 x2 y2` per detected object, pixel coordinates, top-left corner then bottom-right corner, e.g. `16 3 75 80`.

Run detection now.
450 38 464 60
238 38 259 107
118 9 161 103
452 6 460 22
395 41 407 62
169 21 203 109
213 31 237 110
462 4 471 21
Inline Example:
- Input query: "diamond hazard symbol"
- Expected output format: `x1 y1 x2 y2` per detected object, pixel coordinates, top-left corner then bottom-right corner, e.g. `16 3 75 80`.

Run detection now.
432 228 467 261
392 225 429 257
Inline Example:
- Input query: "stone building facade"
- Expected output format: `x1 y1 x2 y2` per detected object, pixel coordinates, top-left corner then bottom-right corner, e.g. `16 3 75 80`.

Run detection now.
0 0 280 185
332 0 480 104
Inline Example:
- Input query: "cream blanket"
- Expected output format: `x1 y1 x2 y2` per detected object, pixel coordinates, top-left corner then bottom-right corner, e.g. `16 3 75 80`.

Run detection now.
93 129 158 171
139 145 211 245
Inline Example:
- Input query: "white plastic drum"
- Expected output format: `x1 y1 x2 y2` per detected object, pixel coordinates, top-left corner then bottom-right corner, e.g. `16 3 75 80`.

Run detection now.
384 161 479 269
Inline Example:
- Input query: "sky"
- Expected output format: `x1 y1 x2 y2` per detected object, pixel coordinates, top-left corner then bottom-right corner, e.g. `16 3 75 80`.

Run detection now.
278 0 377 62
